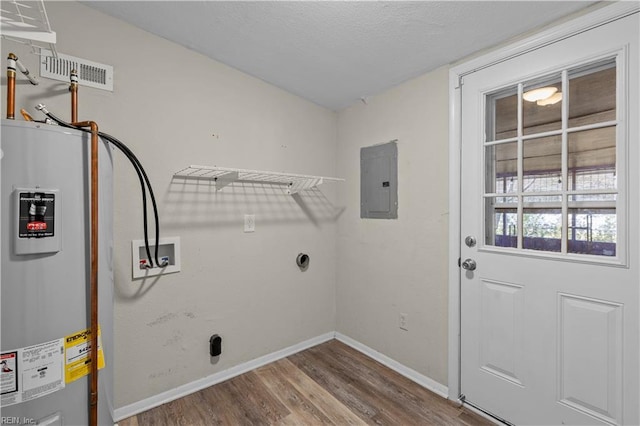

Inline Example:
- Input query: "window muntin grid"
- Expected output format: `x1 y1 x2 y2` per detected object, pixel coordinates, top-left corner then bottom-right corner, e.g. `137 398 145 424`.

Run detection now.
484 58 618 258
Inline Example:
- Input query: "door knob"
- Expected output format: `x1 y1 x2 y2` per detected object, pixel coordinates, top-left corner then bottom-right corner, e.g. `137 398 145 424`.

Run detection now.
461 258 477 271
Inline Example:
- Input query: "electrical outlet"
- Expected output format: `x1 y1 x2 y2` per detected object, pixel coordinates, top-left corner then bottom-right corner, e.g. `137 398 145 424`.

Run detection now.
399 313 408 331
244 214 255 233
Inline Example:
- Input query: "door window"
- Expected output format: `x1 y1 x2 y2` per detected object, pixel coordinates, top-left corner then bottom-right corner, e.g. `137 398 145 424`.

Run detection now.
484 58 619 258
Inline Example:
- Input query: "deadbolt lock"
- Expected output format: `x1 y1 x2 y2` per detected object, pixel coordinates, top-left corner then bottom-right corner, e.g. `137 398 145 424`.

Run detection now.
465 236 476 247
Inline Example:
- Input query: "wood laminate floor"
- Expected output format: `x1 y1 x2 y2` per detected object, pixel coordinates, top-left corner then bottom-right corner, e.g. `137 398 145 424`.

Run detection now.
118 339 493 425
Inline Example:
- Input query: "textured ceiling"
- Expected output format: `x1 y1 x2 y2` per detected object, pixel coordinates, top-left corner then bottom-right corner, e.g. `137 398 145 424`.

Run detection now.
83 1 597 110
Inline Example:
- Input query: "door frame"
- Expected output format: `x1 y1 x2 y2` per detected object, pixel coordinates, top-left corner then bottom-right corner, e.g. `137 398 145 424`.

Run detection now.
447 0 640 408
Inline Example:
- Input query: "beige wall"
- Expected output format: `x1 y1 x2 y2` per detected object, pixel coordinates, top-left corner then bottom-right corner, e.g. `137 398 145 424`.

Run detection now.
0 0 519 413
336 66 450 385
2 2 338 408
2 1 612 414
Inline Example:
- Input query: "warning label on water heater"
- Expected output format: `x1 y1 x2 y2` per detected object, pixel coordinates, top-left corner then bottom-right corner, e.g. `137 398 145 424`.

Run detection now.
18 192 55 238
1 352 18 394
0 328 107 407
1 339 65 407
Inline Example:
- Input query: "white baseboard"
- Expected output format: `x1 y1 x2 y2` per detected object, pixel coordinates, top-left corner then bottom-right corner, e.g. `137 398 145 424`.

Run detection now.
335 332 449 398
113 332 335 421
114 331 450 421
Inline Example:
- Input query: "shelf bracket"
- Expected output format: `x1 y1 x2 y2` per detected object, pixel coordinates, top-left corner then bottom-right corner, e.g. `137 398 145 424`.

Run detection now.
288 177 323 194
214 171 239 191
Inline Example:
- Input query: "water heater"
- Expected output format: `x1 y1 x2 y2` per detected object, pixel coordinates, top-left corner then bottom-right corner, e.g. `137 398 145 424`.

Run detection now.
1 119 113 425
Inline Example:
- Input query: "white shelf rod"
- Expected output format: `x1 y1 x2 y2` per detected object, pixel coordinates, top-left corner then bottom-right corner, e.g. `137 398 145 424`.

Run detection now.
174 165 343 194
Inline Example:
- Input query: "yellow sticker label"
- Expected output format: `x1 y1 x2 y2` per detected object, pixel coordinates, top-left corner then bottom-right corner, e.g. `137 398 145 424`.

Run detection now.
64 326 105 384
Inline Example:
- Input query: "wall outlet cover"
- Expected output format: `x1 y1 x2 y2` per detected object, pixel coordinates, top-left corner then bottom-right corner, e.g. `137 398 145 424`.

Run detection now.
244 214 255 233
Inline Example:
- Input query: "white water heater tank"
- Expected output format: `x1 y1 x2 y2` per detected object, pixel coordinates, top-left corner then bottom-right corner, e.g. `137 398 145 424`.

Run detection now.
1 119 114 425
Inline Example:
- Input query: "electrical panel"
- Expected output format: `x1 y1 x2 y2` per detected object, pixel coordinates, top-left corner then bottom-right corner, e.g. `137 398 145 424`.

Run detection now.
360 140 398 219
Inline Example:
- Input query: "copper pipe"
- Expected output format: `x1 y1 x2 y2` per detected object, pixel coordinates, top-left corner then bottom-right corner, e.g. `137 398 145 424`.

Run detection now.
20 109 34 121
73 120 99 426
7 53 16 119
70 70 78 123
7 53 38 120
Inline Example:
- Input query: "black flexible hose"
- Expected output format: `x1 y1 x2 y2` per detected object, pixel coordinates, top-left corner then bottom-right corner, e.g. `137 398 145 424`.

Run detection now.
99 133 159 267
95 131 162 267
42 111 161 268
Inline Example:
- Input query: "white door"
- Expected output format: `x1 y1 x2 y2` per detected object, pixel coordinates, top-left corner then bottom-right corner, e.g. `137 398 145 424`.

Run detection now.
460 12 638 426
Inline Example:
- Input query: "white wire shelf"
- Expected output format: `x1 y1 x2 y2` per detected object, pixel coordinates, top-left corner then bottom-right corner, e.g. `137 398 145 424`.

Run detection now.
1 0 57 57
174 165 344 194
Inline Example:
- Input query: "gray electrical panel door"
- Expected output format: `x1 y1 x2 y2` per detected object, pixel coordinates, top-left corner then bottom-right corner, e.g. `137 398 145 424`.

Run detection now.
361 140 398 219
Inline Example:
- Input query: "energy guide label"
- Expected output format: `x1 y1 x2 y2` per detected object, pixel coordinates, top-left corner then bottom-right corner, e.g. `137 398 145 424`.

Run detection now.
64 327 105 384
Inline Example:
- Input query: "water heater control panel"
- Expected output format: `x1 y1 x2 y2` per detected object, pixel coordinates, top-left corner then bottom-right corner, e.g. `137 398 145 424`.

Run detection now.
14 188 61 255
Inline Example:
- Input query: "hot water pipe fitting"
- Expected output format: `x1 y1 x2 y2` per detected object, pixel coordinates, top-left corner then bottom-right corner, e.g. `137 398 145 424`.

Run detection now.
70 69 78 122
6 53 39 120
